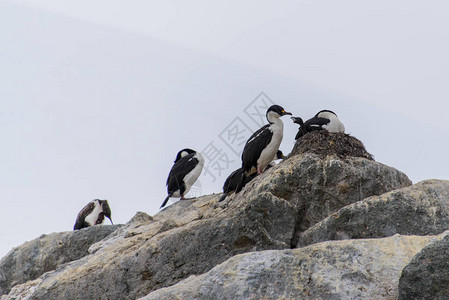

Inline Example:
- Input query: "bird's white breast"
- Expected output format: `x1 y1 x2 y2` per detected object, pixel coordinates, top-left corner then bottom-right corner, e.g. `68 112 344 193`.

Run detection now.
321 113 345 133
183 153 204 195
257 120 284 171
84 202 103 226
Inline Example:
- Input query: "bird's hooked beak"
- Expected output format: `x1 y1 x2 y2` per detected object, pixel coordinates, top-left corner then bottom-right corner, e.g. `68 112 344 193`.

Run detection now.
107 217 114 225
281 110 292 116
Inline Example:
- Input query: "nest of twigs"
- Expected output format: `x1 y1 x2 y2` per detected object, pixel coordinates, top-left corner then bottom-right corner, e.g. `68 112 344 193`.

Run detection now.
290 130 374 160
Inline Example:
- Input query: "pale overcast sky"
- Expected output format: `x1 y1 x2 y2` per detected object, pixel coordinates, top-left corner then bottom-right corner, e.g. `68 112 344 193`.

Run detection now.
1 0 448 258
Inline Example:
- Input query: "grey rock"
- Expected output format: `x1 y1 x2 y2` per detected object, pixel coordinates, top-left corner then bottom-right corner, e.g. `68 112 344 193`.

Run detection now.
3 193 297 300
245 153 411 245
141 234 434 300
1 152 411 300
398 231 449 299
298 180 449 247
127 211 155 225
0 225 119 295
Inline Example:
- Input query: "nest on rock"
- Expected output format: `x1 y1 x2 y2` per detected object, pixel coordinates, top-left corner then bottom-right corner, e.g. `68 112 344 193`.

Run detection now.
290 130 374 160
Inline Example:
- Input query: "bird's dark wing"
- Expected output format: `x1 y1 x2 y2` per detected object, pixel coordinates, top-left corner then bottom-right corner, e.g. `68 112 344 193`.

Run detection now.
241 125 272 173
295 125 307 139
222 168 245 194
304 116 330 129
166 153 199 195
236 172 258 193
295 116 330 139
295 124 323 139
73 201 95 230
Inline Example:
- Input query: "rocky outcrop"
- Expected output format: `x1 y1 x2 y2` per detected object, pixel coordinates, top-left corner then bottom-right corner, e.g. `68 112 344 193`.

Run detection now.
3 194 295 300
142 234 434 300
0 225 119 296
298 180 449 247
248 153 411 245
398 232 449 299
1 150 411 300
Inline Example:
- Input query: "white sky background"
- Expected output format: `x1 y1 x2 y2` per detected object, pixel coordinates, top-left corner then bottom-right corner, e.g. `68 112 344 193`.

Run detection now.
1 0 448 258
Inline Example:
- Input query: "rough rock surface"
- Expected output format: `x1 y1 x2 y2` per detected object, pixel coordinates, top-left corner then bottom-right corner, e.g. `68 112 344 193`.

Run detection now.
3 193 296 300
298 180 449 247
247 153 412 245
0 225 119 296
142 234 434 300
1 152 411 300
398 232 449 299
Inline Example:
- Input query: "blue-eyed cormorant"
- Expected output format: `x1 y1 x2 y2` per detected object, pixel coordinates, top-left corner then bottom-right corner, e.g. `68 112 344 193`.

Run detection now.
292 110 345 139
241 105 292 176
160 148 204 209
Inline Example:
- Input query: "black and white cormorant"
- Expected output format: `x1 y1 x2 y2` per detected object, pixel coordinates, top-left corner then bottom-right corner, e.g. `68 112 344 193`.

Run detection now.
160 148 204 209
73 199 113 230
242 104 292 177
292 110 345 139
219 150 285 202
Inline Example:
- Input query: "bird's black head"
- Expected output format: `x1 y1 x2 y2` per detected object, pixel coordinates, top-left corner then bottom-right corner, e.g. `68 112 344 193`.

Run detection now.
266 105 292 123
316 110 337 118
290 116 304 125
99 200 113 224
276 150 285 160
174 148 196 163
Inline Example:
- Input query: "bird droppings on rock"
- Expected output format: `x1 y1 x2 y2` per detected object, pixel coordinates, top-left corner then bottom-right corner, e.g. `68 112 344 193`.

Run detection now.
290 131 374 160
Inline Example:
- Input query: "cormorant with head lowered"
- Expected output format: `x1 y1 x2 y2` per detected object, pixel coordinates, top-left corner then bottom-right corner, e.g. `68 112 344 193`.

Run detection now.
292 110 345 139
219 150 285 202
160 148 204 209
73 199 113 230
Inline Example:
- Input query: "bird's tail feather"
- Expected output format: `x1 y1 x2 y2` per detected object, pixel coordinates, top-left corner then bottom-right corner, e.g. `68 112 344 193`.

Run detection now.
160 195 171 209
236 172 247 193
218 194 228 202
